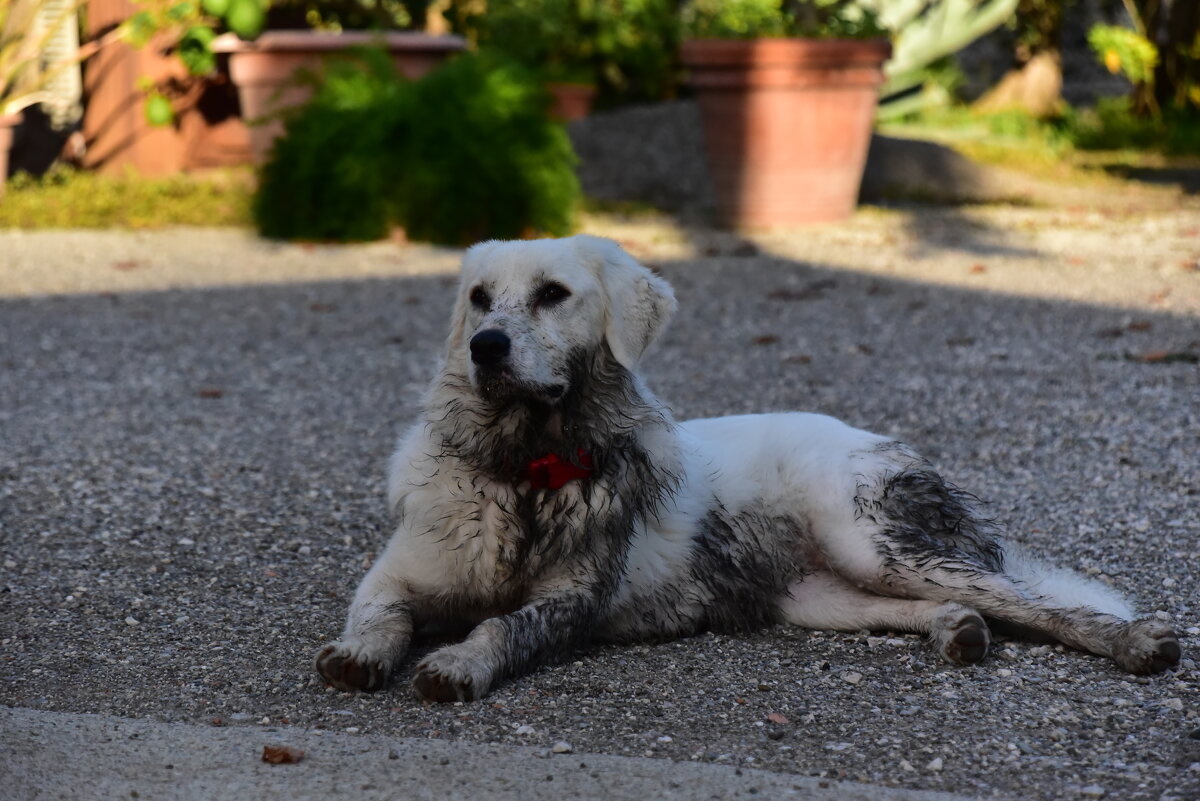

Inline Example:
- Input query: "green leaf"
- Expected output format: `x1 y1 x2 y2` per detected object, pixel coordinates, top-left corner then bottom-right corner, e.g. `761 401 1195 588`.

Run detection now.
178 26 217 75
225 0 266 39
144 93 175 127
125 11 158 47
166 2 198 23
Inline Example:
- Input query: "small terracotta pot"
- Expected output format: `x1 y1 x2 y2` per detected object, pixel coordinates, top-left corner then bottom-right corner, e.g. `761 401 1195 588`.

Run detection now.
0 112 21 195
213 31 465 162
681 38 891 228
547 82 597 122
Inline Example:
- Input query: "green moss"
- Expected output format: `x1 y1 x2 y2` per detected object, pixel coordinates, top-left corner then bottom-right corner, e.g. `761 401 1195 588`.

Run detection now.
0 167 254 229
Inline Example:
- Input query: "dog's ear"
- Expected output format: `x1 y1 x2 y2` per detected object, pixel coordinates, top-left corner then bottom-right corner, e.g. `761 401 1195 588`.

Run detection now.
578 236 677 370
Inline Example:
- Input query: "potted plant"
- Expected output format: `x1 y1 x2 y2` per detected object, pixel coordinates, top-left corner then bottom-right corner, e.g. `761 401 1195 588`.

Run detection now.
680 0 891 227
461 0 678 121
208 0 466 161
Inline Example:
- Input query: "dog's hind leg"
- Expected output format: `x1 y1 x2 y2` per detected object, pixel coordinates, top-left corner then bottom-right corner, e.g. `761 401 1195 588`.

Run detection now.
779 571 991 665
818 464 1180 674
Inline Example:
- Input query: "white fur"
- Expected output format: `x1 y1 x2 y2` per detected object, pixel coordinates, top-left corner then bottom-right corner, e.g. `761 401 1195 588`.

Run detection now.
316 235 1179 700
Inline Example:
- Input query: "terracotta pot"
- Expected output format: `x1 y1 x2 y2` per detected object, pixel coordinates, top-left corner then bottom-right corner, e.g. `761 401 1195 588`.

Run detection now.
547 82 597 122
82 0 252 175
680 38 891 228
0 112 20 195
213 31 465 162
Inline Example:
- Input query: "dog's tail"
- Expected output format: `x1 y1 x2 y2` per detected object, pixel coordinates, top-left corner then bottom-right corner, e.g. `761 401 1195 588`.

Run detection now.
1001 543 1135 621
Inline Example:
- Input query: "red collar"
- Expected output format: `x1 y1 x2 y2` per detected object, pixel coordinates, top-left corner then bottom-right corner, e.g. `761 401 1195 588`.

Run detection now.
523 450 593 490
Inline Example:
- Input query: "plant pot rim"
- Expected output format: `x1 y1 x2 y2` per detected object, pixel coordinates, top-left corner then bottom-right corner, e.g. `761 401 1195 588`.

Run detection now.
546 80 597 90
681 36 891 65
211 30 466 55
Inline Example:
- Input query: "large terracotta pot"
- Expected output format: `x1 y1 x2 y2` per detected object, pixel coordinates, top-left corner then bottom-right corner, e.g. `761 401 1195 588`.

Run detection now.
0 112 21 195
82 0 252 175
213 31 465 162
681 38 891 228
547 82 597 122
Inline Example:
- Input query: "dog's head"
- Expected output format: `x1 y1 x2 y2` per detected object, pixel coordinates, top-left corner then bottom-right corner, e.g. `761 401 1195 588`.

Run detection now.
446 235 676 406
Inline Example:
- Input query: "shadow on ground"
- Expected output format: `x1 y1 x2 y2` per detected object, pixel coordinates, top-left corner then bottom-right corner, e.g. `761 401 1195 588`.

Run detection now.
1 238 1198 801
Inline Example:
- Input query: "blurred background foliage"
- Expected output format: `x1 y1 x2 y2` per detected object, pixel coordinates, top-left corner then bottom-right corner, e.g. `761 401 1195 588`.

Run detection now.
254 49 580 243
2 0 1198 237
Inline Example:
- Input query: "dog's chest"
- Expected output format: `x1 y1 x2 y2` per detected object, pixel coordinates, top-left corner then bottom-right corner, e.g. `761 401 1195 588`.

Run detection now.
395 467 597 607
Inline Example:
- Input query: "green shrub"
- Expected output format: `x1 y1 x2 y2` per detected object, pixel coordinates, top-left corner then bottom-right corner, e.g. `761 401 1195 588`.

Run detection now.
1064 96 1200 155
254 49 404 241
459 0 680 107
253 49 581 244
391 50 580 244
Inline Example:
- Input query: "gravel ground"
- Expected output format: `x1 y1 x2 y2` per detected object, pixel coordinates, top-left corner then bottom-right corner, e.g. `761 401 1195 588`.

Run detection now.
2 207 1199 800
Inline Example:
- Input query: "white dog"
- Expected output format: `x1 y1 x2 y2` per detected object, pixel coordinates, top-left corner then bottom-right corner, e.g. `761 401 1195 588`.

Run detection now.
316 235 1180 701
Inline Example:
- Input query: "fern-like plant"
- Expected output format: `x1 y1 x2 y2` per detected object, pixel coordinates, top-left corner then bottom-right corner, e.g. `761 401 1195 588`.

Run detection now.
254 49 580 244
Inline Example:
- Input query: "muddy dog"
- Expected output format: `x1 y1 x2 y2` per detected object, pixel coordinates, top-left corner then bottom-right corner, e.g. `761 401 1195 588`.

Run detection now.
315 235 1180 701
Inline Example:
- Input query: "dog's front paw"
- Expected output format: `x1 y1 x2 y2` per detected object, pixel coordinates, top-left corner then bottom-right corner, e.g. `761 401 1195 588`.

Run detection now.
1112 619 1181 675
315 640 390 692
412 646 494 703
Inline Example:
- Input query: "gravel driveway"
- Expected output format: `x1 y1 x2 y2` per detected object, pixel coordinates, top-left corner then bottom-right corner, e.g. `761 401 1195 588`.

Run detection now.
2 206 1198 800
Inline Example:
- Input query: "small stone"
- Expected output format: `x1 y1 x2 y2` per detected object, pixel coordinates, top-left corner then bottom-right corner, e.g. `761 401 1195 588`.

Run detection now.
345 727 360 734
766 729 785 741
1162 577 1177 588
1079 785 1105 798
124 616 139 626
926 757 944 772
1155 611 1172 621
177 538 194 547
1162 698 1184 711
515 725 536 736
259 717 271 725
842 671 863 685
552 741 572 754
1188 728 1200 741
3 560 16 569
657 735 673 743
388 749 399 760
899 759 915 772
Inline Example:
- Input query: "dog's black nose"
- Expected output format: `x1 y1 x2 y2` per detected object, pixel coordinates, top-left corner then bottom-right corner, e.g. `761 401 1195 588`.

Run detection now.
470 329 511 366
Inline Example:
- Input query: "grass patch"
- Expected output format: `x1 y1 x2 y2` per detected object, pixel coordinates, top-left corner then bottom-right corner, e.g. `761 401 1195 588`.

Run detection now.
881 101 1200 189
0 167 255 229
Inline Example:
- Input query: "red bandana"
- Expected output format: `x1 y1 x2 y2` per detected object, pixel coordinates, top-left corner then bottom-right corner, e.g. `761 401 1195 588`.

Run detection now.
523 450 593 491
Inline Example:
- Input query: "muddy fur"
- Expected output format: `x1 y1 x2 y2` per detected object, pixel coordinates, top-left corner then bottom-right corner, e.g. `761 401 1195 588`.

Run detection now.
315 235 1180 702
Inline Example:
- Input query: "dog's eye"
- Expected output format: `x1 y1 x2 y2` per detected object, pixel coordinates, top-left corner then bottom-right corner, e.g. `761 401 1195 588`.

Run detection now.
535 283 571 307
469 287 490 310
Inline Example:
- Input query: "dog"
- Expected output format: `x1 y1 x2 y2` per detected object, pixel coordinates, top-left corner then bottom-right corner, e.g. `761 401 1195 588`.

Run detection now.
315 235 1181 701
